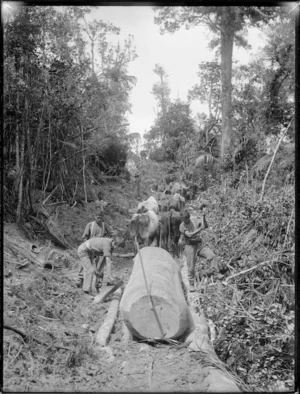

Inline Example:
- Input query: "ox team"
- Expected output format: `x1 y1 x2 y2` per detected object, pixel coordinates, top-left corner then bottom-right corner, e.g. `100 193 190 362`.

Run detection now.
77 180 218 295
129 180 218 292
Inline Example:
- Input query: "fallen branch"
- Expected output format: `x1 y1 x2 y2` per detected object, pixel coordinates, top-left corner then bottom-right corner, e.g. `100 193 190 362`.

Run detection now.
42 186 58 205
95 288 122 347
112 252 135 258
225 260 272 282
93 281 123 305
3 324 72 351
260 120 292 202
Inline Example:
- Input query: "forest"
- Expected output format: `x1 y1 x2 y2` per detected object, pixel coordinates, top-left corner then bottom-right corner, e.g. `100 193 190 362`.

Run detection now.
3 4 295 393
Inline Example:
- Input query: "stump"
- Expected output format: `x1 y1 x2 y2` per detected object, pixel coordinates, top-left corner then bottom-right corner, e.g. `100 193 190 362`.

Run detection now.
120 247 193 340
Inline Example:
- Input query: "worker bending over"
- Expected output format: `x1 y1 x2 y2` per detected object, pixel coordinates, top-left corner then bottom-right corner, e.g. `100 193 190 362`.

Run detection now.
77 236 122 296
77 212 116 291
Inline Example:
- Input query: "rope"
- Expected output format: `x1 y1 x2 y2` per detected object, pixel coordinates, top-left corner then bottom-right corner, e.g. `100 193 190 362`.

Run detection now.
168 210 172 252
159 221 162 247
134 235 166 339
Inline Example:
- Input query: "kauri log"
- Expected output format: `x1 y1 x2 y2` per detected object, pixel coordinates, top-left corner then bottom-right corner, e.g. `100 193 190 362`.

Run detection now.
120 247 192 340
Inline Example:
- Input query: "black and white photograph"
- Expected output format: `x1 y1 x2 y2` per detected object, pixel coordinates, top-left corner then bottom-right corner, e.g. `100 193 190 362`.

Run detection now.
2 3 296 392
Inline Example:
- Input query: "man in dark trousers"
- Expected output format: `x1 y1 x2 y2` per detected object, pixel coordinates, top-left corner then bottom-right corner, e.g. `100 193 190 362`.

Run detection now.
179 209 216 292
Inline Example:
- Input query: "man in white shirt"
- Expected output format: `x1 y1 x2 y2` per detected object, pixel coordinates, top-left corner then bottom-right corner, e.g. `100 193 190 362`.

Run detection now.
77 212 116 291
77 237 122 295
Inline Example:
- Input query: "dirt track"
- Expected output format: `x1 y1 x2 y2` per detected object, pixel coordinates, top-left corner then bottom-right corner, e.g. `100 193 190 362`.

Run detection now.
4 241 221 392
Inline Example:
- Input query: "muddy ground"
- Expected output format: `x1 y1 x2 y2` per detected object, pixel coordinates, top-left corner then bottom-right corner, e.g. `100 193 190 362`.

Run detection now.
4 178 225 392
3 224 219 393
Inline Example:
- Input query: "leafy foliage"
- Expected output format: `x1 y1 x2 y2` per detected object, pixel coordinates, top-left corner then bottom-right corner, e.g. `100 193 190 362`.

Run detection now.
3 6 137 219
188 61 221 120
145 99 196 162
196 183 294 390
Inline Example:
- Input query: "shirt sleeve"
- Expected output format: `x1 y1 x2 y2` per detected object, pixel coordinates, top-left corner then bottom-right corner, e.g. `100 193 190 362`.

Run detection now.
82 223 91 239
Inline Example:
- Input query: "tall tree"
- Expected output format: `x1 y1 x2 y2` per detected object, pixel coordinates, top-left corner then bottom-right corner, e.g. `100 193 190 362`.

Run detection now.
97 35 137 137
151 64 171 144
82 18 119 74
145 99 195 162
153 6 279 159
152 64 171 118
188 61 221 144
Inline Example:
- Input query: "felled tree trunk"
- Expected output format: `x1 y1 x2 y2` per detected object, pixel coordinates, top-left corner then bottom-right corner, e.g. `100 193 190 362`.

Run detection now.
120 247 193 340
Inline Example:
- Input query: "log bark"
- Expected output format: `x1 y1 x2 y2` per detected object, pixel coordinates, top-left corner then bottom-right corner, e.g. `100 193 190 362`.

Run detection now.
120 247 193 340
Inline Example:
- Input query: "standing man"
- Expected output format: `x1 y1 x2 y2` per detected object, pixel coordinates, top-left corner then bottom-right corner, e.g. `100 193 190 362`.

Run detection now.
77 237 121 296
82 212 115 241
77 212 116 291
179 209 216 292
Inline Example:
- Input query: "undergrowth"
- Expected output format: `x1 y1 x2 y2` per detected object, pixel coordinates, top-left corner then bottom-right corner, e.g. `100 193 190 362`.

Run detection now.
3 267 102 390
196 183 295 391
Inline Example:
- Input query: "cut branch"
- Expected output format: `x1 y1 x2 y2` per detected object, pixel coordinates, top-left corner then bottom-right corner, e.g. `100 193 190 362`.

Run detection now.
225 260 273 281
4 324 72 351
260 120 292 202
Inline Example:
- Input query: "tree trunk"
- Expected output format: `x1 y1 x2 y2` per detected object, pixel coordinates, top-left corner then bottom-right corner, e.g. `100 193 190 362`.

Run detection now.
15 117 20 173
120 247 193 340
91 39 95 74
220 8 235 159
16 131 25 222
81 121 87 203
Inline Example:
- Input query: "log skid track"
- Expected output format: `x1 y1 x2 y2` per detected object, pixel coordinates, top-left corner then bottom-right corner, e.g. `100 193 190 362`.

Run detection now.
4 215 241 392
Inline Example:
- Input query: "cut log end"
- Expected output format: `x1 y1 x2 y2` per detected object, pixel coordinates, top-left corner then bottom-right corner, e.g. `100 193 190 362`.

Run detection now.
123 295 189 340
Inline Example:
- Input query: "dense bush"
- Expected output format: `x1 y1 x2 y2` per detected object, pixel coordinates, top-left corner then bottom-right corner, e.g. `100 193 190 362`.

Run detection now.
197 183 294 391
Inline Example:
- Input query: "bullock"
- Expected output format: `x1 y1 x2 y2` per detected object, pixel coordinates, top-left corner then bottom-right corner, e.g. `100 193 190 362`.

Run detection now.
171 182 188 198
137 196 159 215
169 192 185 212
158 193 170 212
159 209 182 256
129 210 160 248
158 192 185 213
